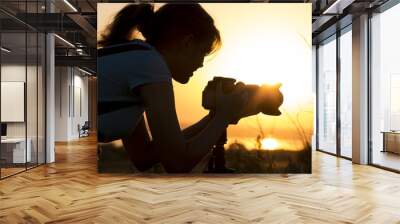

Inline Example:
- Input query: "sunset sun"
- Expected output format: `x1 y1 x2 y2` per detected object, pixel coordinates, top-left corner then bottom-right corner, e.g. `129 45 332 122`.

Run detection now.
261 138 279 150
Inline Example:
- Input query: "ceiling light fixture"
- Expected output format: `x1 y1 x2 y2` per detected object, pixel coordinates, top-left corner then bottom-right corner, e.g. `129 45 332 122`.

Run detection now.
78 67 93 76
322 0 355 15
76 48 86 56
54 34 75 48
1 47 11 53
63 0 78 12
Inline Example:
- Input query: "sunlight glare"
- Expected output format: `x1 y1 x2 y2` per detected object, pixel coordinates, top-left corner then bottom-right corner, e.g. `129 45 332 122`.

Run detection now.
261 138 279 150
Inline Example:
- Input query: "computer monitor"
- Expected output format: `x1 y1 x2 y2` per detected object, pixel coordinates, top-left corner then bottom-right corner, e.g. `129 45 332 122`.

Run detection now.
1 123 7 138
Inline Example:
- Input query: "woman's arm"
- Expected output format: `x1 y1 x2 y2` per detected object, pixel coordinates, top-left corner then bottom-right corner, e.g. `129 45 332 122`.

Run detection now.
139 81 245 173
123 112 212 171
182 113 213 139
122 115 159 171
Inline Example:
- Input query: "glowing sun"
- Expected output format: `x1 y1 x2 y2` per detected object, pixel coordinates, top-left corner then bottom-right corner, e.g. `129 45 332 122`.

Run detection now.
261 138 279 150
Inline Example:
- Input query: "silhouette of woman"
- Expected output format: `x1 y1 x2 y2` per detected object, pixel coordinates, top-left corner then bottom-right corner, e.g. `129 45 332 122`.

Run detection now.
98 3 250 173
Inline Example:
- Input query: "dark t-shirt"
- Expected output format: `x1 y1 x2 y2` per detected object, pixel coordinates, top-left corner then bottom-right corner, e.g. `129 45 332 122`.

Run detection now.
98 40 171 142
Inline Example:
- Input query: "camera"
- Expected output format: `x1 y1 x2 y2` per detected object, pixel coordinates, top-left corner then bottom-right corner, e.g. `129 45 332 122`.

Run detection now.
202 76 284 122
201 77 284 173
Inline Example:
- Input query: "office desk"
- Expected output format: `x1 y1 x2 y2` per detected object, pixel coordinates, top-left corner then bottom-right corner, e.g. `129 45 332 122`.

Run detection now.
382 131 400 154
1 138 31 163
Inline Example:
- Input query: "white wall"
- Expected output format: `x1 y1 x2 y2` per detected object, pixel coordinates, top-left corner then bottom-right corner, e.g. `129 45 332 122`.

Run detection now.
72 73 89 138
1 65 26 136
55 66 70 141
55 67 89 141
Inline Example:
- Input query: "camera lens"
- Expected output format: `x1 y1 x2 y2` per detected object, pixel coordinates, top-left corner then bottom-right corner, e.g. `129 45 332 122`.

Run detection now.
202 77 283 116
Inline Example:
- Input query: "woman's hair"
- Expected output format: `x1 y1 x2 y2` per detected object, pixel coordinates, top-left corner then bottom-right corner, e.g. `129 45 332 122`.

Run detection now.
98 3 221 55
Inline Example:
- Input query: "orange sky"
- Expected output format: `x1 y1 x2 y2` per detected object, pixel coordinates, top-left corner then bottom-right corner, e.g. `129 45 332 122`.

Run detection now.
98 3 313 150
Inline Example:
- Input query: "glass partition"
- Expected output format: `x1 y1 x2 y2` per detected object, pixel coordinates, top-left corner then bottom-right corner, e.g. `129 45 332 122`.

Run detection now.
0 1 46 179
1 30 28 177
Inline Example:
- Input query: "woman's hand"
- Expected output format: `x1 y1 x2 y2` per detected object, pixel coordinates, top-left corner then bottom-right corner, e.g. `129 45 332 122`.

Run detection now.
214 81 248 123
139 82 244 172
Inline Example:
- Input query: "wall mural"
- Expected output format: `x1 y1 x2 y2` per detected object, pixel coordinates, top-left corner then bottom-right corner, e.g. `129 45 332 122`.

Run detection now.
97 3 313 173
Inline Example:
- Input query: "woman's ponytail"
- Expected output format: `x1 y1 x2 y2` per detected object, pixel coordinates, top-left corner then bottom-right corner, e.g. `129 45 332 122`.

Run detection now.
99 3 221 56
98 4 154 47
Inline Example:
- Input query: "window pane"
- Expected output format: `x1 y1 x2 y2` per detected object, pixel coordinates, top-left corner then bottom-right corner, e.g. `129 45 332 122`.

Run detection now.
371 4 400 171
318 37 337 154
340 29 352 158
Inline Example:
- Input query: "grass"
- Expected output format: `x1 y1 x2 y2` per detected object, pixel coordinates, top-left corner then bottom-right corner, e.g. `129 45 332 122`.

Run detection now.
224 142 311 173
98 142 312 174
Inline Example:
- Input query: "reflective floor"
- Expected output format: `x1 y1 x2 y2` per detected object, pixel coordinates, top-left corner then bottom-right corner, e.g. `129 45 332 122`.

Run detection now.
372 150 400 171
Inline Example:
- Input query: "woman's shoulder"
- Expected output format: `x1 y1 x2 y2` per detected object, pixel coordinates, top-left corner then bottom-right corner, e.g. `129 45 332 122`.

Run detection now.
98 39 153 57
98 40 171 83
98 39 169 72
